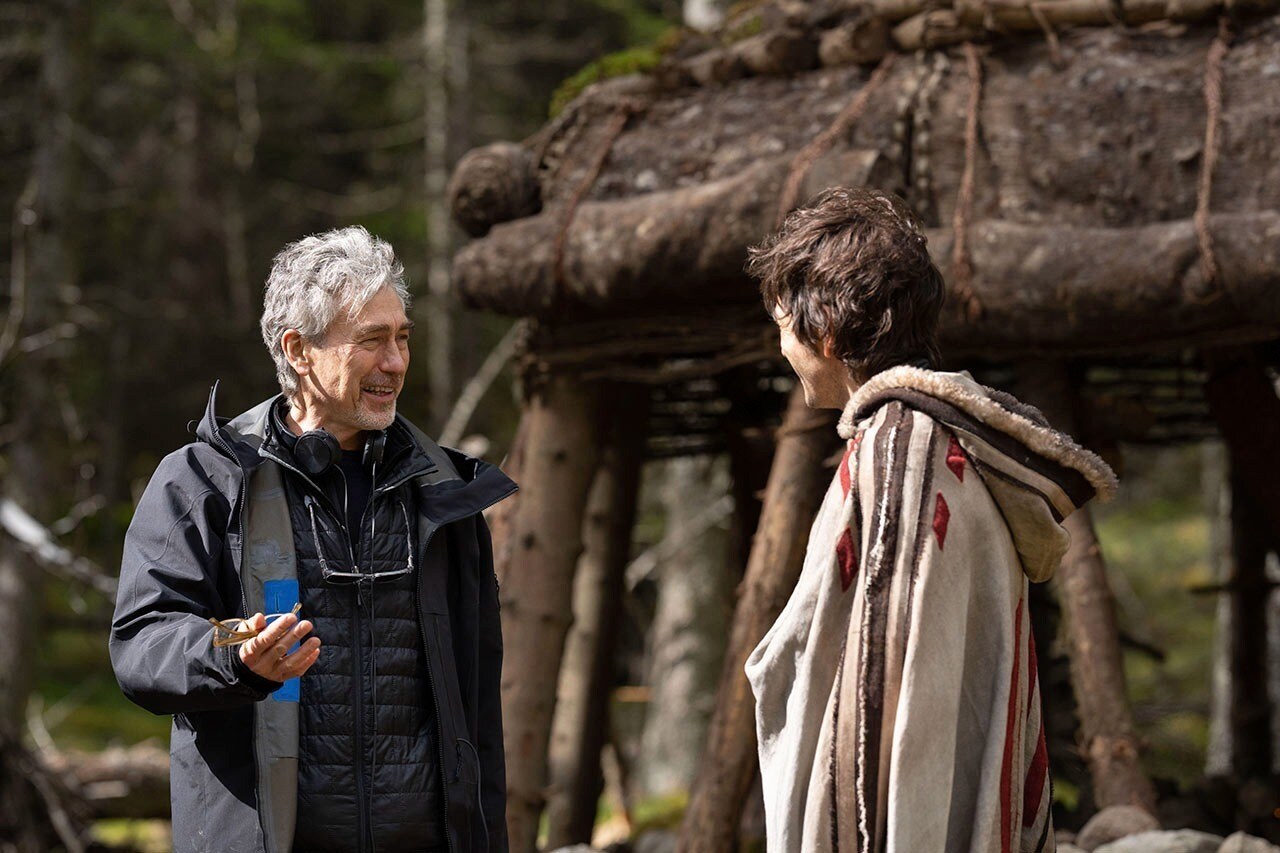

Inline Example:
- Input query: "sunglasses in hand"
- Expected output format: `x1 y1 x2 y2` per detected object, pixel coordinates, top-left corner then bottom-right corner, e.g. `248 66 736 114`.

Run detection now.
209 602 303 648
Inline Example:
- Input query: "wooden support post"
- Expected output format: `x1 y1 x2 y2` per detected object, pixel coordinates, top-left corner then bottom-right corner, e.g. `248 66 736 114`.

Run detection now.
489 415 529 589
1019 361 1158 814
1204 349 1280 779
1204 350 1280 545
500 375 604 853
545 389 648 849
1227 465 1273 780
678 387 838 853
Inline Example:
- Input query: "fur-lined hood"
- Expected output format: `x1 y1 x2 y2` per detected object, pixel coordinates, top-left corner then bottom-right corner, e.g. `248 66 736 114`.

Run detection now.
840 366 1117 581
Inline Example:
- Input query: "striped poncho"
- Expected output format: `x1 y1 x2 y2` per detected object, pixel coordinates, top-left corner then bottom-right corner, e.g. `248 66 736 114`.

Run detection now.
746 367 1118 853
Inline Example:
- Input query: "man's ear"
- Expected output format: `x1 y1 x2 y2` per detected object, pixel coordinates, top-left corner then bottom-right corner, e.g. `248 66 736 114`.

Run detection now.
821 336 838 360
281 330 309 376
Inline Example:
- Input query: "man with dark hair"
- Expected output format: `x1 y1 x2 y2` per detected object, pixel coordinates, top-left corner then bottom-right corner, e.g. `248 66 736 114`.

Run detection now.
745 188 1114 851
111 227 514 853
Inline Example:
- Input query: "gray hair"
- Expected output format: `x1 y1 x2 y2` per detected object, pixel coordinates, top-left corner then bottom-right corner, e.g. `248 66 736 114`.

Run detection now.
260 226 411 397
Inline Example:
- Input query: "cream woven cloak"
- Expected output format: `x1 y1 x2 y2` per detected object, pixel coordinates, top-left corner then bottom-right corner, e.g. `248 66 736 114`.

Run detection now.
746 367 1118 853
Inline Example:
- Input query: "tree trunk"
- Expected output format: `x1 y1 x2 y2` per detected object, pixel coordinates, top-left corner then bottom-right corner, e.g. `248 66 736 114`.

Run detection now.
545 389 647 849
634 455 735 801
678 388 838 853
489 414 529 588
0 0 83 732
501 375 604 853
424 0 453 428
1019 362 1158 814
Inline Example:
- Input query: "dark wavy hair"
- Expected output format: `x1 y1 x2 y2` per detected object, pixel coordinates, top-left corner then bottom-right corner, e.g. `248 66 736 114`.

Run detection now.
747 187 945 380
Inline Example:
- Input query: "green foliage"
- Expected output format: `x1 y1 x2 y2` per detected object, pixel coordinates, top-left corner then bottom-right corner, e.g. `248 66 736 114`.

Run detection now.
549 46 663 117
589 0 673 44
721 11 764 43
92 819 171 853
631 790 689 832
1093 446 1216 787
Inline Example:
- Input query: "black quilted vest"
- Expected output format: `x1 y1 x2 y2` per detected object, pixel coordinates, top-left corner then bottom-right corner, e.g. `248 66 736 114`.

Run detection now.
270 418 447 853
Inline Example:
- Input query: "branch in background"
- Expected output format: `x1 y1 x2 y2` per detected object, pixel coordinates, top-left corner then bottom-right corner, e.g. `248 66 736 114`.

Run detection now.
1 174 37 366
625 493 734 591
0 497 116 600
439 320 525 447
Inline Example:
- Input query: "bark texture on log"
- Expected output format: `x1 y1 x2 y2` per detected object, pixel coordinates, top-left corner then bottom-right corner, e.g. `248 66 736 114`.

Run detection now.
500 376 604 853
545 390 647 849
678 388 839 853
456 18 1280 349
1019 362 1158 815
527 20 1279 221
459 196 1280 355
447 142 541 238
490 415 529 589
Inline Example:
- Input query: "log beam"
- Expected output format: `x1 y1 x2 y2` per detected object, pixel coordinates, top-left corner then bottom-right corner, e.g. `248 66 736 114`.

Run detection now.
500 375 604 853
455 179 1280 355
678 388 839 853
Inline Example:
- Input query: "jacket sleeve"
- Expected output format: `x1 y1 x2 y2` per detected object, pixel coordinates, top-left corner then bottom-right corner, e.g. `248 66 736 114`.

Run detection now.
475 518 509 853
110 447 279 715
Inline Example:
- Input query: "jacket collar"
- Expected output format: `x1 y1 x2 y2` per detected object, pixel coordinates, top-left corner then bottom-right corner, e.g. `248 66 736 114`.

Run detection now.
197 381 518 514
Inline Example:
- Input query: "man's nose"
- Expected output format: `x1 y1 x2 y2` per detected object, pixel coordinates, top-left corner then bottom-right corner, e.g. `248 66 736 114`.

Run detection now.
381 342 407 374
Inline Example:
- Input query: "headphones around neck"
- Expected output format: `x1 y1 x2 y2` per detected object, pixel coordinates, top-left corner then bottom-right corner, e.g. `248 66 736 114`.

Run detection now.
294 427 387 478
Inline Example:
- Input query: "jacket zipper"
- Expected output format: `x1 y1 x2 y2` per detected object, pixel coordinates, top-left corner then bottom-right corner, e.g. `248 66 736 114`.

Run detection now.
261 440 514 852
262 445 378 852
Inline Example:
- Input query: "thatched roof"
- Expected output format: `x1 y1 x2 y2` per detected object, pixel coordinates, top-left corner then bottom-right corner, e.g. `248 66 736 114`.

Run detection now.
448 0 1280 448
450 1 1280 348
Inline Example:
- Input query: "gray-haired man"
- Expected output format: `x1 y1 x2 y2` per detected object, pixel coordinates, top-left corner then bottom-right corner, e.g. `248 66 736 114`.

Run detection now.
111 227 516 853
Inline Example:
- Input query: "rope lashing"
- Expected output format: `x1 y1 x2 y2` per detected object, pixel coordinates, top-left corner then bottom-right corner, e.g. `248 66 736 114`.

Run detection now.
1193 15 1232 302
551 98 645 307
776 53 899 228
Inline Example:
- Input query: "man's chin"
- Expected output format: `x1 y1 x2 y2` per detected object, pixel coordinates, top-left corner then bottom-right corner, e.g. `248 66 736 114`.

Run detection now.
355 404 397 432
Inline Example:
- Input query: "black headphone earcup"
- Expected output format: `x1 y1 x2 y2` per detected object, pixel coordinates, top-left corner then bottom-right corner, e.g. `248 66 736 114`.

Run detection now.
296 428 341 477
362 430 387 468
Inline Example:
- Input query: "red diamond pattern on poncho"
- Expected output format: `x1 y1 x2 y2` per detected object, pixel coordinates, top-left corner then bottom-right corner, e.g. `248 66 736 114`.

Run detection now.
839 442 854 498
933 492 950 549
837 528 857 591
946 435 966 481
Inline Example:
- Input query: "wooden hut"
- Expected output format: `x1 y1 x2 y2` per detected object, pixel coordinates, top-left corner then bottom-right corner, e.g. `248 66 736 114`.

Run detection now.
446 1 1280 849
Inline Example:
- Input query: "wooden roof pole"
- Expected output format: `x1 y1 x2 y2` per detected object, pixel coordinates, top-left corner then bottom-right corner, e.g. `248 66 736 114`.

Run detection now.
500 374 604 853
545 390 648 849
1018 361 1159 814
678 388 839 853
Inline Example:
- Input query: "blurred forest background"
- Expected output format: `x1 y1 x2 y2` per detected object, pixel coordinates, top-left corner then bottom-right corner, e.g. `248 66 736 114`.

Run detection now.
0 0 1249 849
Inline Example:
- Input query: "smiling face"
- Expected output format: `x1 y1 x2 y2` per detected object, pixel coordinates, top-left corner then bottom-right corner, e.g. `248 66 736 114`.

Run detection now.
283 287 412 448
773 303 855 410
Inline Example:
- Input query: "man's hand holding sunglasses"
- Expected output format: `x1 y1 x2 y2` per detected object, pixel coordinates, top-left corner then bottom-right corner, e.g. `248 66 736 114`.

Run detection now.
237 611 321 683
